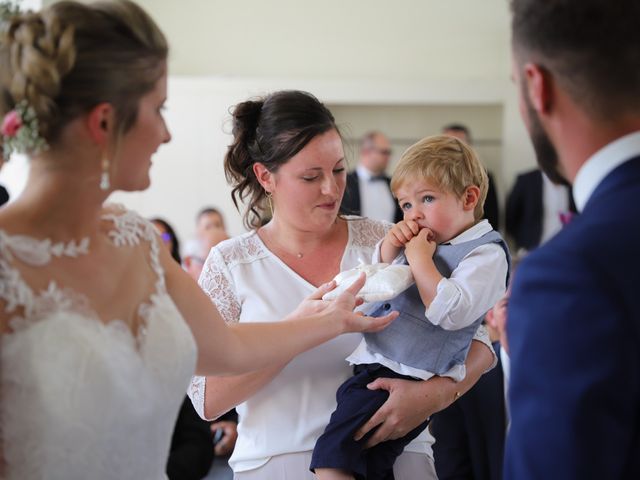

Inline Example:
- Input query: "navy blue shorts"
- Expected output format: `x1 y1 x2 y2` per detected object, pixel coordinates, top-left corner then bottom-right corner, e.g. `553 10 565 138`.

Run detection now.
310 363 431 480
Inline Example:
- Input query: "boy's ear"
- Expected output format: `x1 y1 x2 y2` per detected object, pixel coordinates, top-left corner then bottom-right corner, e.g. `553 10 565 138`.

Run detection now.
462 186 481 211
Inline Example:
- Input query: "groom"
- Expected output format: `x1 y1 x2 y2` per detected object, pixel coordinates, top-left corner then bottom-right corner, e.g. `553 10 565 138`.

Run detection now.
504 0 640 478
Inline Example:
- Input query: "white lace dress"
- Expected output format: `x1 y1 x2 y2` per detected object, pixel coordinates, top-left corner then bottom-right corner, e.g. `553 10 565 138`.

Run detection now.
0 206 197 480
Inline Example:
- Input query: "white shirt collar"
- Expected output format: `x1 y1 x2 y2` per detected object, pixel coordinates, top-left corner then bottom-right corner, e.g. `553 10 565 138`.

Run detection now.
356 165 379 181
573 131 640 212
448 219 492 245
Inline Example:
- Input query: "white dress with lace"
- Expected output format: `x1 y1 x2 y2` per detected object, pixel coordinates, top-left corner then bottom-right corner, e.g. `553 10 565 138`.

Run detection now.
0 206 197 480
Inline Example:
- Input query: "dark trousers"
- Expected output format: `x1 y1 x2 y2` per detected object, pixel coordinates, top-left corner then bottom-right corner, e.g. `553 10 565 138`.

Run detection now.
310 364 430 480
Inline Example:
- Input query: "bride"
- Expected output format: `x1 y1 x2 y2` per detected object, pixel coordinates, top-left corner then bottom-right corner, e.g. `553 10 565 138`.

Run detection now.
0 2 396 478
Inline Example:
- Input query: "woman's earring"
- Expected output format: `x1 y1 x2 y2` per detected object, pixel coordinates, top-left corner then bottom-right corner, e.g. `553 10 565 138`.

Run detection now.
100 153 110 191
265 191 274 216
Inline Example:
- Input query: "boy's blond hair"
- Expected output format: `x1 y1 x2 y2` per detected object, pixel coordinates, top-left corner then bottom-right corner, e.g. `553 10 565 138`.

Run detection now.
390 135 489 220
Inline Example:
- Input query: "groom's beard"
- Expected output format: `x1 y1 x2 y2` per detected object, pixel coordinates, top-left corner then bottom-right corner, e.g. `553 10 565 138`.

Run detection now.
522 84 570 187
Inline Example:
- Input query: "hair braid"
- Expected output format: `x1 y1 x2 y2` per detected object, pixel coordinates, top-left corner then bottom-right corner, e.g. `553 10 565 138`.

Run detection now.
6 10 75 139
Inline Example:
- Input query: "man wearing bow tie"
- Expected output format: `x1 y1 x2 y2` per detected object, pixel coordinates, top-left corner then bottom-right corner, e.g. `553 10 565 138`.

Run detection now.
341 131 403 223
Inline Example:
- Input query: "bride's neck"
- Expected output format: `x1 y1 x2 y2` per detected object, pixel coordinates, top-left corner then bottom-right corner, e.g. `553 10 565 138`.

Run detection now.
6 160 108 240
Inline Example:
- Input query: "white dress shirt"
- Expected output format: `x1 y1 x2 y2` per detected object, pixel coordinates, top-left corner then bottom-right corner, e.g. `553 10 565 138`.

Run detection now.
357 165 397 223
573 131 640 211
540 172 570 245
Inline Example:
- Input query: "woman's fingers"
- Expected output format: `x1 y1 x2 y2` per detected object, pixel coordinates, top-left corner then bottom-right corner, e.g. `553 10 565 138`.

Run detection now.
354 377 432 448
365 311 398 332
343 272 366 296
345 310 398 333
307 280 336 300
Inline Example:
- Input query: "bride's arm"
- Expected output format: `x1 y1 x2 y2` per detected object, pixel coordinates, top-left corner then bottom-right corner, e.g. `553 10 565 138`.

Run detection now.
161 245 396 377
186 246 287 420
192 365 285 420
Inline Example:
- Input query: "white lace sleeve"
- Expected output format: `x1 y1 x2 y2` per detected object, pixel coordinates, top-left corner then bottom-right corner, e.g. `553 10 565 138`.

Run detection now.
348 217 393 252
197 248 241 325
188 246 241 420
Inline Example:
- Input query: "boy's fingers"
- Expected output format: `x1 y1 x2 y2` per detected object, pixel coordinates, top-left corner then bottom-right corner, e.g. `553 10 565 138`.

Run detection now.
399 224 415 242
407 220 420 235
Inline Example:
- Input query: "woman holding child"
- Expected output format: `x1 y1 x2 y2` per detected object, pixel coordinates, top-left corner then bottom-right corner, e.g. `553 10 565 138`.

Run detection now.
189 90 498 479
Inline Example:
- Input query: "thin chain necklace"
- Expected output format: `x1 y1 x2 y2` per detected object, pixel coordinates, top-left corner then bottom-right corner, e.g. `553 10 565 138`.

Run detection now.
261 219 343 261
261 227 325 260
265 231 305 259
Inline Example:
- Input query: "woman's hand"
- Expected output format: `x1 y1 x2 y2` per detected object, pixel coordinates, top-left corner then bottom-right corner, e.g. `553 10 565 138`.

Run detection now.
353 376 454 447
210 420 238 456
354 339 494 447
288 273 398 334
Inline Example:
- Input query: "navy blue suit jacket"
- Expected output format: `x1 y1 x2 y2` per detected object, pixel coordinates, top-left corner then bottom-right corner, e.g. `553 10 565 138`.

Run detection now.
504 155 640 479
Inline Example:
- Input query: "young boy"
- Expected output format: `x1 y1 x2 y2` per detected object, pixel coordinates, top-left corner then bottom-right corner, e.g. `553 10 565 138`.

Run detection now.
310 135 510 480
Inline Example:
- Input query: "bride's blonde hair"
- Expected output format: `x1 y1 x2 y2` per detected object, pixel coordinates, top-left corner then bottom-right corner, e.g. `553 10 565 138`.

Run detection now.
0 0 167 151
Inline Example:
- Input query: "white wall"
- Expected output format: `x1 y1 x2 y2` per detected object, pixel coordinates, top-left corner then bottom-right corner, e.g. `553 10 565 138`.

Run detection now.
127 0 512 81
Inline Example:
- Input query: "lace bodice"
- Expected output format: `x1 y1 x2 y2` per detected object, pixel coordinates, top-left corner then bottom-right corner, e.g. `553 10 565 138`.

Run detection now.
197 216 391 325
0 205 197 480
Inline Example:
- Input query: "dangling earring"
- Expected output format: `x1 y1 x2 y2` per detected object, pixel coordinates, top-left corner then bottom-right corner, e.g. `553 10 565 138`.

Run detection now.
100 152 110 191
265 191 274 216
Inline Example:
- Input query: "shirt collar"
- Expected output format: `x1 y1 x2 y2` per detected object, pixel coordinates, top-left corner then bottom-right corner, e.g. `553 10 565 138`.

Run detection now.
573 131 640 212
357 165 380 181
447 219 492 245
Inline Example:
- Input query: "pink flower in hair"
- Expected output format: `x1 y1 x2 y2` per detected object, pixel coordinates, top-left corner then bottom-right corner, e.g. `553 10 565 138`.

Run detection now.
1 110 22 137
2 101 48 160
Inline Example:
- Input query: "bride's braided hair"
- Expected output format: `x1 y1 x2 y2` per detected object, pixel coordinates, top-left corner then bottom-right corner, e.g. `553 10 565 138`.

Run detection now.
0 0 167 150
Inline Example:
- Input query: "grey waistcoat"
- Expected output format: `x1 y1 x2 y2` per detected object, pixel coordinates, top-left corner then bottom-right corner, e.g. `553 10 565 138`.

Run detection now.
363 230 510 375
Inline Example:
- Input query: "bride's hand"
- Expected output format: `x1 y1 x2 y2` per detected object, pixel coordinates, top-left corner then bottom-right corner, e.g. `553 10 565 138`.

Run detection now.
290 273 398 334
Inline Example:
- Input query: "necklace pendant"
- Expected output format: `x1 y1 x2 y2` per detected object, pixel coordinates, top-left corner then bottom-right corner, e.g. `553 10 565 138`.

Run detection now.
296 252 303 259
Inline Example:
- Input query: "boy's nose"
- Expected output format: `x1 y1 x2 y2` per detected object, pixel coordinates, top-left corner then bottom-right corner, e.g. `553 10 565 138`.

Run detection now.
407 208 424 222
